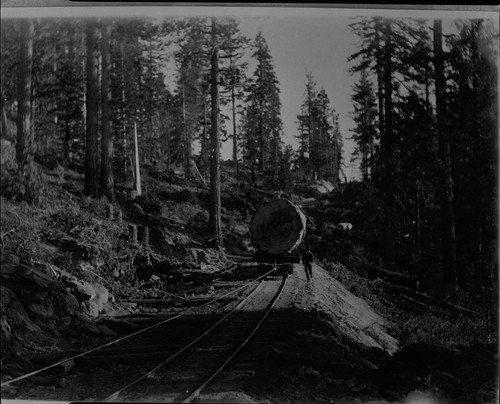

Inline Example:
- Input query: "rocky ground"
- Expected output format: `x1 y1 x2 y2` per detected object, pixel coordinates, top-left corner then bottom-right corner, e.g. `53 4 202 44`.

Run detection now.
0 160 498 403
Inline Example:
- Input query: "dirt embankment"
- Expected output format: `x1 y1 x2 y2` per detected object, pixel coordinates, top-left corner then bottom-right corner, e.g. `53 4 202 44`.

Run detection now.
288 263 398 354
198 264 400 404
203 263 497 404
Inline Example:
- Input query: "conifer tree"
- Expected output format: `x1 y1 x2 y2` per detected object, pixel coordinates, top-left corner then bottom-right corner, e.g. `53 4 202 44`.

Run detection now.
208 18 223 253
15 18 40 204
174 18 208 179
84 19 99 197
447 19 498 291
296 72 317 180
350 69 377 182
100 18 114 201
217 19 249 177
296 73 342 185
242 32 283 177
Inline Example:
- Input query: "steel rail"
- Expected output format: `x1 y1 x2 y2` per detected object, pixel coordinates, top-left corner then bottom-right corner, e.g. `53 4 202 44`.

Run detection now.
100 277 267 402
0 268 275 388
180 274 288 403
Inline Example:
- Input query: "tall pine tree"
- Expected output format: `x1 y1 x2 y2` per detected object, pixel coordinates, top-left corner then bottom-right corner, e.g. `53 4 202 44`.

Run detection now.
242 32 283 179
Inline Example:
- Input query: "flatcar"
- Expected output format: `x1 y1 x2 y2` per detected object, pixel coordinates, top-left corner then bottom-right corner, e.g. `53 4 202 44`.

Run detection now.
249 197 307 276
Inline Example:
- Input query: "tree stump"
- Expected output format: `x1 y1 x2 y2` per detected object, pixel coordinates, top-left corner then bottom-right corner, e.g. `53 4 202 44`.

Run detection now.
129 224 138 244
116 209 123 224
140 226 149 249
106 204 113 220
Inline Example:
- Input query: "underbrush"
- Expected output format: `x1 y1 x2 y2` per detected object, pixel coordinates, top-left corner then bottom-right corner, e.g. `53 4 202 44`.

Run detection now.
394 313 493 346
0 198 49 264
323 260 496 348
1 181 136 287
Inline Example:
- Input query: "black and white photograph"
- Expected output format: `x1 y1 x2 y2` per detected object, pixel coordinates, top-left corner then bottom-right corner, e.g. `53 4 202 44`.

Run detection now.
1 2 498 403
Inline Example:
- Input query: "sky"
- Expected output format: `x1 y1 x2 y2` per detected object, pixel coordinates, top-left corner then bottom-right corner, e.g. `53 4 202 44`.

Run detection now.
2 3 498 180
235 12 362 179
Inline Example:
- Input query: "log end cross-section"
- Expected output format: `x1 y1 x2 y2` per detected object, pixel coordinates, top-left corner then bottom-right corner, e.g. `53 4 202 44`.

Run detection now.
249 198 307 256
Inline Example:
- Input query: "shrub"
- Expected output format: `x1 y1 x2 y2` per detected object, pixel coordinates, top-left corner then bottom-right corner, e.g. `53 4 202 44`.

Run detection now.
188 211 209 231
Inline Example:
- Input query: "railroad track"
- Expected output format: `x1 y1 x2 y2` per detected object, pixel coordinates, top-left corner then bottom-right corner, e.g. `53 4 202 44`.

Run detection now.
105 273 287 402
3 269 289 403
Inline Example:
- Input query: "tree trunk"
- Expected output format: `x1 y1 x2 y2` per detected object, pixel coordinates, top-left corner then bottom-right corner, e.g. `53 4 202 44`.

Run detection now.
100 19 114 201
231 77 238 177
182 84 191 180
163 121 171 169
208 18 224 253
16 18 39 204
382 20 396 267
120 38 128 178
258 115 264 172
258 65 265 173
470 22 485 294
134 122 142 196
332 135 339 187
414 180 422 286
16 18 34 168
433 19 457 288
81 32 87 133
374 18 385 185
84 20 100 197
200 95 208 168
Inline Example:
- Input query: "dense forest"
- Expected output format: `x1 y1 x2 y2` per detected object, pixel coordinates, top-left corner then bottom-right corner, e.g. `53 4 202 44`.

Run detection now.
1 12 498 404
1 15 498 294
347 17 498 295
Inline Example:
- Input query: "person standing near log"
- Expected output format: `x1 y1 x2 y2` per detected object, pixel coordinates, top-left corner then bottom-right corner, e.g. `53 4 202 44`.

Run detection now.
302 246 314 282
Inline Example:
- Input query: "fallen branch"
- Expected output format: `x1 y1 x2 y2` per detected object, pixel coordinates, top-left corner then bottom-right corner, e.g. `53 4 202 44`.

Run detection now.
387 284 482 318
65 191 79 200
248 186 277 198
120 296 237 307
126 211 186 231
396 293 443 315
361 264 415 288
0 210 22 241
0 226 18 240
79 265 110 286
32 348 184 367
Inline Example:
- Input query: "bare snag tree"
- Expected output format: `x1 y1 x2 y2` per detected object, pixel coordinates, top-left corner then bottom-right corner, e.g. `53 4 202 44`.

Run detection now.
84 19 99 197
208 18 224 253
15 18 39 204
433 19 458 289
100 18 114 201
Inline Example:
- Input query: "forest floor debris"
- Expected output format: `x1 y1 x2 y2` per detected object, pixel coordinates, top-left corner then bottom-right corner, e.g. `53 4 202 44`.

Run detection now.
0 161 497 403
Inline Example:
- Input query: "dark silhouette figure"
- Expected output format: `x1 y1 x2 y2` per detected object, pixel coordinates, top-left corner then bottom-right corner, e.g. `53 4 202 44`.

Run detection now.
302 246 314 282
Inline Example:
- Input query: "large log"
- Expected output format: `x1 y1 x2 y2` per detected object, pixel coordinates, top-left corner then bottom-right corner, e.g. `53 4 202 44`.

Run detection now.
249 198 307 256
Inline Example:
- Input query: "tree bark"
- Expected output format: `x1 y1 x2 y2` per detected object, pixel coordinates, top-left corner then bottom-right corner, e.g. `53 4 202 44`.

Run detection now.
470 21 486 293
100 19 114 201
134 122 142 196
374 17 385 185
232 77 239 177
81 32 87 134
230 56 239 177
182 84 191 180
382 20 396 267
16 18 34 169
15 18 39 204
84 20 100 197
200 95 208 168
258 65 265 173
120 37 128 178
208 18 224 253
433 19 457 288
